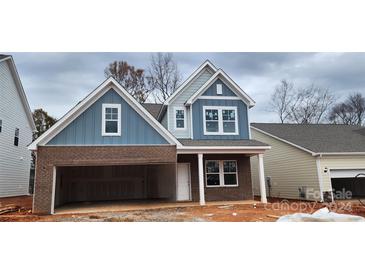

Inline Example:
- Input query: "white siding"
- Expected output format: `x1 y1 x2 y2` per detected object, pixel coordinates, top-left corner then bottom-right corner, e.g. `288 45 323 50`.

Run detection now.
320 155 365 191
0 60 33 197
251 129 321 201
167 68 214 138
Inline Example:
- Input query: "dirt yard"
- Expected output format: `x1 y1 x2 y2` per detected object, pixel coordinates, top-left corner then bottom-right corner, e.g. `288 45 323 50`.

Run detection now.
1 196 365 222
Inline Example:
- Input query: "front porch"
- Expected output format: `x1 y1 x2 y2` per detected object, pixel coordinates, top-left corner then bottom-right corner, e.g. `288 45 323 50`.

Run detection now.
177 147 269 205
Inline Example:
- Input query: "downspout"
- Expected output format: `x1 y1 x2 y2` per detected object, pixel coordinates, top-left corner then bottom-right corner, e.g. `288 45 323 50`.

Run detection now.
315 154 324 202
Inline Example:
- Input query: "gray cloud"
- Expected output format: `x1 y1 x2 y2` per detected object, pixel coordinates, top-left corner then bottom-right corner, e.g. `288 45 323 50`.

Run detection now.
8 52 365 122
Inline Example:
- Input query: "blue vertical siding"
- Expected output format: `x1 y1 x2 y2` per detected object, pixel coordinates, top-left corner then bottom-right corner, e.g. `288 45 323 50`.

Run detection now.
47 89 169 145
192 99 249 140
201 79 237 97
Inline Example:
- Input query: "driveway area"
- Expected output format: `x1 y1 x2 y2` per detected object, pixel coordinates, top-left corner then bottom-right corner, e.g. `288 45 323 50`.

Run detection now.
1 195 365 222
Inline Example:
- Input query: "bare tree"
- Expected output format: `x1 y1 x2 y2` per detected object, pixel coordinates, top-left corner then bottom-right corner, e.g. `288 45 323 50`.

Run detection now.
104 61 151 103
270 79 294 123
329 93 365 125
289 84 334 124
148 53 182 103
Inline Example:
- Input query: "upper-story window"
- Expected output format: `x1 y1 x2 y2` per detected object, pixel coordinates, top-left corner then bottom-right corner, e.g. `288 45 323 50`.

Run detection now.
14 128 19 146
203 106 238 135
0 119 2 133
174 107 186 130
102 104 121 136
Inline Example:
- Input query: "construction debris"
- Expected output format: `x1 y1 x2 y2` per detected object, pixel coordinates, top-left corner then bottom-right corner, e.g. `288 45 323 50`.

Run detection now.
0 206 20 215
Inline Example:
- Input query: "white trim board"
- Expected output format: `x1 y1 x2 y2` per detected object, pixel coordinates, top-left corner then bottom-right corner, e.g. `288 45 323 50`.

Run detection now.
28 77 182 150
185 69 255 108
163 60 217 105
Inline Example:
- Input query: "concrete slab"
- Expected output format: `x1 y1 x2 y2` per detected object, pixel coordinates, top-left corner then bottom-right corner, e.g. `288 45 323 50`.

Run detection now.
55 199 257 214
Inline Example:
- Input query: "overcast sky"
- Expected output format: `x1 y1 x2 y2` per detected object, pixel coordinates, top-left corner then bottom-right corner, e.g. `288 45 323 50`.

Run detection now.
8 52 365 122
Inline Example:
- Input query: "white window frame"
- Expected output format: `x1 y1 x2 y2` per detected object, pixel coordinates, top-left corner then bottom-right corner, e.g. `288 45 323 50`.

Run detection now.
102 103 121 136
203 106 239 135
174 106 186 130
205 160 238 187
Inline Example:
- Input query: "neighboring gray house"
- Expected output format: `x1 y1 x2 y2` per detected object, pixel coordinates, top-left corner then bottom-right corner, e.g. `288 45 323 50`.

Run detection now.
251 123 365 202
0 55 36 197
29 60 270 214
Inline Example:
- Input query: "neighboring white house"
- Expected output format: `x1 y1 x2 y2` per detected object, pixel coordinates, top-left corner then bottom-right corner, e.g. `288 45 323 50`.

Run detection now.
251 123 365 202
0 54 36 198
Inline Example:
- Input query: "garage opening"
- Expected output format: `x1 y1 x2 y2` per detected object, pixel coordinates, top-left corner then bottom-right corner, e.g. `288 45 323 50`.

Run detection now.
54 164 176 211
331 169 365 199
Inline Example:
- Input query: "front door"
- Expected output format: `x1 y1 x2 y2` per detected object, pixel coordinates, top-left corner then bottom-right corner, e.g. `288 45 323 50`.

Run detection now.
177 163 191 201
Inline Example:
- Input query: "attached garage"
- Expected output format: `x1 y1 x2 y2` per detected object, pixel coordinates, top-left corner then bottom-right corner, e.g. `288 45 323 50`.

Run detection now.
54 164 176 209
330 169 365 199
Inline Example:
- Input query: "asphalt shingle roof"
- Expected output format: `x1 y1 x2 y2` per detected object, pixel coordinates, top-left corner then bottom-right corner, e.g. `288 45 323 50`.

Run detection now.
251 123 365 153
141 103 163 119
0 54 10 61
178 139 269 147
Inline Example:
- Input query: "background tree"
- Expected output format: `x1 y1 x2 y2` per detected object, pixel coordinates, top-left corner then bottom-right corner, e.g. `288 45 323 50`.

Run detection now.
33 108 57 139
30 108 57 193
329 93 365 125
289 84 334 124
270 81 334 124
270 79 294 123
148 53 182 103
104 61 151 103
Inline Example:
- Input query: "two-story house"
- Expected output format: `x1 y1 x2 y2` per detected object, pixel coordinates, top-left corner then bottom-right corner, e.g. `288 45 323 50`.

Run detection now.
0 54 36 198
29 60 270 214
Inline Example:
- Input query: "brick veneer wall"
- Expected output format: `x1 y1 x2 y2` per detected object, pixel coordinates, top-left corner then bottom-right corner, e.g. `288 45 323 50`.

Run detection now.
33 145 176 214
177 154 253 202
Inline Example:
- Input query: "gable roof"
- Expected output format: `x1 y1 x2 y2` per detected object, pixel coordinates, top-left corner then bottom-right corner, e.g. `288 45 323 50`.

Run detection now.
28 77 182 150
142 103 163 119
185 69 255 107
0 55 36 131
251 123 365 155
163 60 217 105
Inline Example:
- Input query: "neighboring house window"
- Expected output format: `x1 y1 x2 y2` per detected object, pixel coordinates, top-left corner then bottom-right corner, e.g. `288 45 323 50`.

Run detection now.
102 104 121 136
14 128 19 146
216 84 223 95
206 160 238 187
0 120 2 133
174 107 186 130
203 106 238 135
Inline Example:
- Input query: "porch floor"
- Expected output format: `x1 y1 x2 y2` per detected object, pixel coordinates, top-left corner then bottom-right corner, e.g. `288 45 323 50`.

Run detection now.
55 199 257 214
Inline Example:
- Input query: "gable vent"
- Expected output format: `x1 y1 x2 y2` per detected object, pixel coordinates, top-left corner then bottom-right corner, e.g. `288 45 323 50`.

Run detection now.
216 84 222 95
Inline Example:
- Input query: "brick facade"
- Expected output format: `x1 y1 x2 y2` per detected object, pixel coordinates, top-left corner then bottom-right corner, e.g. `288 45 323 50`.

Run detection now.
33 145 176 214
178 154 253 202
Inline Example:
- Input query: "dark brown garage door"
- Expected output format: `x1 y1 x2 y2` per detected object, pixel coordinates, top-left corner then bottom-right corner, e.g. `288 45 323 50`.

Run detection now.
54 164 176 208
332 177 365 199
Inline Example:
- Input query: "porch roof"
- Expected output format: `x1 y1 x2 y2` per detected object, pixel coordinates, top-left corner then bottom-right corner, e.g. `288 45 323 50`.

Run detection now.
178 138 269 147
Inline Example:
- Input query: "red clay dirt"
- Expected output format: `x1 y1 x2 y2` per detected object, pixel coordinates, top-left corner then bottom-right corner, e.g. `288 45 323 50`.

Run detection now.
1 196 365 222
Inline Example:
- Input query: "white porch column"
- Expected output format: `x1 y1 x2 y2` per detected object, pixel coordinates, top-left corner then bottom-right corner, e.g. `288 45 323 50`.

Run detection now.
257 154 267 203
198 153 205 205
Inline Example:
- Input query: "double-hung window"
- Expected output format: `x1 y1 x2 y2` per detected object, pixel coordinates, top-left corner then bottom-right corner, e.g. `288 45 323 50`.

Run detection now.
174 107 186 130
102 104 121 136
206 160 238 187
203 106 238 135
14 128 19 146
